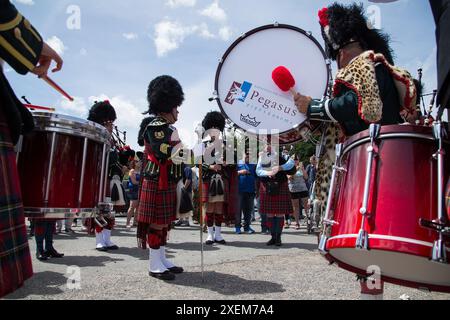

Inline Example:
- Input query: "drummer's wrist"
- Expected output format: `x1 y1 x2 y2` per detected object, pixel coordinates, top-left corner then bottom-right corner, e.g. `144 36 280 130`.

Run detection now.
308 99 337 123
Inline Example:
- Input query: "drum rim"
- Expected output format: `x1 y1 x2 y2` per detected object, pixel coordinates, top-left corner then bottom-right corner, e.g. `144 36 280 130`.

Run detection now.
324 253 450 293
214 23 331 139
341 124 448 158
31 112 111 145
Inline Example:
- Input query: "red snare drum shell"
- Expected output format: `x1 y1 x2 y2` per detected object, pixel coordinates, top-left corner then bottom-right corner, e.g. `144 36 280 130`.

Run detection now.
325 125 450 293
18 113 110 218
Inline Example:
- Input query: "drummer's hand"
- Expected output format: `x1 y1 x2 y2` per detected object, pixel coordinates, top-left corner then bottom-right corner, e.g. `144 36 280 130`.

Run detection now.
210 164 221 172
294 93 312 115
32 42 63 77
270 166 282 176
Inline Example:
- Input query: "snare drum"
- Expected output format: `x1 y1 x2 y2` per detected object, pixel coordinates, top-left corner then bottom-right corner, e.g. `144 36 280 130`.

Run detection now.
321 124 450 293
214 24 330 144
17 112 111 219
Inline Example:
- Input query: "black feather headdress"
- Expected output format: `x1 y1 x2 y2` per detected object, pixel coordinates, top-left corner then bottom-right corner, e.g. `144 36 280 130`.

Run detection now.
318 2 394 64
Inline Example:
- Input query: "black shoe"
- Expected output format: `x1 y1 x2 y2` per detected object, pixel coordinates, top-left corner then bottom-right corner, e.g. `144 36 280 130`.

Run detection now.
267 234 276 246
205 240 214 245
215 239 226 245
107 245 119 250
36 252 49 261
276 235 282 247
149 271 176 281
96 247 108 252
46 249 64 258
168 266 184 274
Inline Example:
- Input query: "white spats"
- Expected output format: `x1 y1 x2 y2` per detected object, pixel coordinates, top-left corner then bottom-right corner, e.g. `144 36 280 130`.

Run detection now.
207 227 215 243
214 226 224 242
102 229 116 248
149 248 169 274
96 231 106 250
160 246 176 269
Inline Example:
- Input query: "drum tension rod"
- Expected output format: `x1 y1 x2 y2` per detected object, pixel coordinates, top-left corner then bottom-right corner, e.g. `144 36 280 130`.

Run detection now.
426 122 449 264
356 124 381 251
319 143 344 254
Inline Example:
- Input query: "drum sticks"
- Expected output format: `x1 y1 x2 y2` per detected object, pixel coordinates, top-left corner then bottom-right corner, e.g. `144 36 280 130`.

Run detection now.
24 104 56 112
40 75 74 102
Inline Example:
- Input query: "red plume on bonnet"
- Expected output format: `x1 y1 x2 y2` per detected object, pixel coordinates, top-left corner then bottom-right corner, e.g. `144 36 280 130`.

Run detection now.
272 66 296 92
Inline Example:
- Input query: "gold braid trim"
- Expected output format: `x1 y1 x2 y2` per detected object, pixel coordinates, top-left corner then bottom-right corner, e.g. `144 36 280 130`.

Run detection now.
24 19 41 42
0 13 22 31
0 34 34 71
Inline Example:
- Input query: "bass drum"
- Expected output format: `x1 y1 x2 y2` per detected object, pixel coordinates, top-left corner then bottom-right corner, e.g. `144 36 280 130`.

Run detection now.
215 24 330 144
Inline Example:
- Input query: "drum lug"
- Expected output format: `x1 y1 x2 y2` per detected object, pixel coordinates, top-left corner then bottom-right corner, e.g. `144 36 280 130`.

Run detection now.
333 165 347 173
356 230 369 250
318 235 329 254
432 240 447 264
323 219 339 226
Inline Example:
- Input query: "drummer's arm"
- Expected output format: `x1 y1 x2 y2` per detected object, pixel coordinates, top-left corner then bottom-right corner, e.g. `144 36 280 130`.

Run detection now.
256 157 270 178
144 125 173 161
0 0 43 74
307 91 359 123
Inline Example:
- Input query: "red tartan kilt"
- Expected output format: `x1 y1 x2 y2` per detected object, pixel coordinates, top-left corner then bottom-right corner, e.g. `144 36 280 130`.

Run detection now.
259 181 293 216
0 107 33 297
137 178 177 225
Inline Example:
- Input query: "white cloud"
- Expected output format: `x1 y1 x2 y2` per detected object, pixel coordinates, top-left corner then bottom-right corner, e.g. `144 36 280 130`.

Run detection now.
80 48 88 56
123 33 138 40
153 19 232 57
197 23 215 39
165 0 196 8
176 77 220 149
13 0 35 5
58 96 89 118
199 0 227 23
218 26 233 41
154 19 197 57
46 36 67 56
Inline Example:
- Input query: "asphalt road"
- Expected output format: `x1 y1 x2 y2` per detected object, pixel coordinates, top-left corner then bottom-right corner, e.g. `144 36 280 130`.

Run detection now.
3 217 450 300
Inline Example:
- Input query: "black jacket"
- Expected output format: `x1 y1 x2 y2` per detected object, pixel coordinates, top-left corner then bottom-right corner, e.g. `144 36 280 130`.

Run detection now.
0 0 43 144
308 63 402 137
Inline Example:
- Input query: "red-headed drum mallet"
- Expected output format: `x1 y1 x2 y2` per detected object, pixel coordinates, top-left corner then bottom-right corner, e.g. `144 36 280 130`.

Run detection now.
272 66 297 96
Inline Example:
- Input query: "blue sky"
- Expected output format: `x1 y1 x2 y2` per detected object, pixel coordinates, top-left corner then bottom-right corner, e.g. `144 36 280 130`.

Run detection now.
6 0 438 151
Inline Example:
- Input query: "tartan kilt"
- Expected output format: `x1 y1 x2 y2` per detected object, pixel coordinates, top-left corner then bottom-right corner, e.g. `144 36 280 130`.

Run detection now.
137 178 177 225
259 181 293 216
0 110 33 298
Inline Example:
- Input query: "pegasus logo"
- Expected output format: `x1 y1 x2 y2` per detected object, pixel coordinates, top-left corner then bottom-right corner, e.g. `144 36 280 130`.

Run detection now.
225 81 253 105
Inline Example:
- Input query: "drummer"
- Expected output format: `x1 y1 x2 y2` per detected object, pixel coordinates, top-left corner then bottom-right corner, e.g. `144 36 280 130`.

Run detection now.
0 0 64 288
86 101 122 252
295 2 418 226
293 2 417 299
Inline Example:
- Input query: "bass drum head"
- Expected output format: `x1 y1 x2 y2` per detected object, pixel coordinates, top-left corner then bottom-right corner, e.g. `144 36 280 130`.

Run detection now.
328 248 450 293
215 24 329 141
